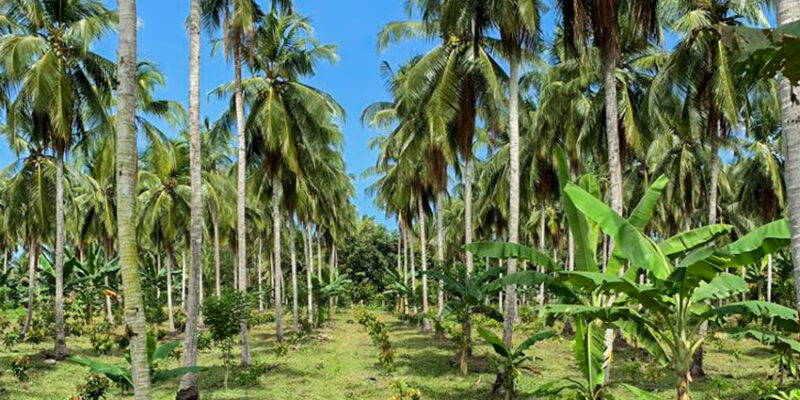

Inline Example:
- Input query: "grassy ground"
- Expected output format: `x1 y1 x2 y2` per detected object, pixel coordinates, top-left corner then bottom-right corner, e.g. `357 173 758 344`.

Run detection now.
0 308 789 399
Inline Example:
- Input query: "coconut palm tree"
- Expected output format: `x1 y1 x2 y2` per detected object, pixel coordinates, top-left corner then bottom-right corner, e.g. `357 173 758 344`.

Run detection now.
0 0 116 359
777 0 800 335
115 0 151 396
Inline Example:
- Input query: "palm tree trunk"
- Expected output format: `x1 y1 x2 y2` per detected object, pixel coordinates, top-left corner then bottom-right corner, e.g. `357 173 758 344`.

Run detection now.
402 218 409 315
778 0 800 343
21 240 38 338
272 175 284 342
538 205 546 306
181 252 186 308
178 2 202 393
104 240 114 325
327 244 336 320
212 212 221 298
408 223 417 315
601 40 624 387
117 0 152 394
166 249 178 335
504 53 521 349
317 234 322 281
435 192 445 319
463 158 475 361
233 37 251 366
53 152 69 359
258 237 264 311
305 224 314 325
290 224 299 333
418 194 431 332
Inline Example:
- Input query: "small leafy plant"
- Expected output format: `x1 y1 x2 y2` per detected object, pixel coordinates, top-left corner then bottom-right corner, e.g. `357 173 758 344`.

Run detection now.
478 326 555 399
70 336 204 392
389 380 423 400
73 374 110 400
11 355 31 381
203 287 250 387
354 308 394 368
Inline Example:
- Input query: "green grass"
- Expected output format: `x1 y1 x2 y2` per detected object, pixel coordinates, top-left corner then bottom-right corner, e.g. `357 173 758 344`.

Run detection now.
0 309 787 399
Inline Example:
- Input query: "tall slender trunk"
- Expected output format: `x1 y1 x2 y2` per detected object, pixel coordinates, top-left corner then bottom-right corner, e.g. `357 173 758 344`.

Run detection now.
305 224 314 325
317 235 322 281
463 157 474 361
272 175 284 342
538 205 546 306
778 0 800 343
435 192 445 319
166 248 177 335
258 237 264 311
290 224 299 333
116 0 152 394
21 241 38 338
181 252 186 308
408 223 417 315
327 244 336 320
212 212 221 298
602 46 623 386
53 152 68 358
418 195 431 332
396 223 404 313
504 53 521 349
178 3 202 394
233 38 251 366
402 218 409 315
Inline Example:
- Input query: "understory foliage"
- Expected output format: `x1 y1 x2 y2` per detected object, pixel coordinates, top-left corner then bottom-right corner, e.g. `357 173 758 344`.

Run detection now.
354 307 394 368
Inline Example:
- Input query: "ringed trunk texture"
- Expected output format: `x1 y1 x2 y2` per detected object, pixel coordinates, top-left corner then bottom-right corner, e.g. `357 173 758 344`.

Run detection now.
116 0 152 395
418 194 431 332
21 241 38 338
778 0 800 343
306 224 314 325
327 244 336 320
408 223 417 315
234 41 251 367
258 238 264 312
504 53 521 349
464 158 474 353
166 249 177 335
54 152 69 359
212 212 221 298
272 176 284 342
178 1 202 393
602 47 623 387
402 219 409 315
677 372 691 400
290 225 299 333
435 192 445 319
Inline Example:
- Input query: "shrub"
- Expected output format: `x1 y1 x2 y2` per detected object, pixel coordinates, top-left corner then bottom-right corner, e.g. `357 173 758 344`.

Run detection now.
389 380 423 400
273 341 289 358
89 323 115 355
11 355 31 382
233 361 270 387
203 288 250 387
197 332 213 351
74 374 110 400
252 311 275 325
354 308 394 368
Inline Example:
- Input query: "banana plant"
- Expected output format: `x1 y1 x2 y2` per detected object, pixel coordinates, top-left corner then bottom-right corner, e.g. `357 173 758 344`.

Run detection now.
69 335 205 392
468 148 669 398
382 265 412 314
560 182 794 400
311 267 351 325
477 326 555 399
427 263 504 375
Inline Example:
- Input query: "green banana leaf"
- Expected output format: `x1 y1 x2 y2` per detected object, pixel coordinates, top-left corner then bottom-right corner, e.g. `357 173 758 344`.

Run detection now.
564 184 671 280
